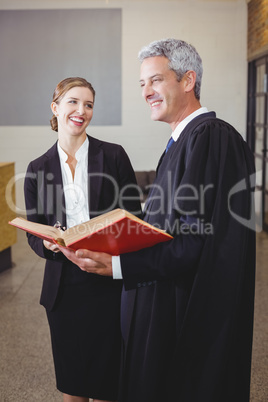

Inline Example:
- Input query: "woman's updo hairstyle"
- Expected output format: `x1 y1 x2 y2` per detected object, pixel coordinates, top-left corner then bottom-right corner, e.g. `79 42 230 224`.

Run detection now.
50 77 96 132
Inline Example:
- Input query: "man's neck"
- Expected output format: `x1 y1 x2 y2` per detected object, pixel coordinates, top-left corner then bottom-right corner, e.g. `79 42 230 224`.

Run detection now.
170 101 202 132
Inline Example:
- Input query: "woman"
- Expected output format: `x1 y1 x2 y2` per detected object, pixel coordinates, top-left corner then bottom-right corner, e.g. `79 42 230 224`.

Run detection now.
24 77 141 402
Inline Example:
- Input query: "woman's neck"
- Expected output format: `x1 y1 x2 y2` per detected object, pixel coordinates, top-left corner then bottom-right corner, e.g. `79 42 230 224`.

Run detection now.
58 132 87 158
58 132 87 180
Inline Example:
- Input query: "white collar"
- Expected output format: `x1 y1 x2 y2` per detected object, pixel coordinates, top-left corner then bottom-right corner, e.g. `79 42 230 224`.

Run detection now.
172 107 208 142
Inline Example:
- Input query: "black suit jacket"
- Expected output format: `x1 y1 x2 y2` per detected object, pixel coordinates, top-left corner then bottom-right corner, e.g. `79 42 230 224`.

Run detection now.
24 135 141 311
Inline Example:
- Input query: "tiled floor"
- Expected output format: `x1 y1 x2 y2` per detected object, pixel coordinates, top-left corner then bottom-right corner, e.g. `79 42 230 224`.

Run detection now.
0 229 267 401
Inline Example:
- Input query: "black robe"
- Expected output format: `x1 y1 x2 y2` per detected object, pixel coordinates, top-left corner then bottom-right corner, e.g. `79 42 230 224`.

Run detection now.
119 112 256 402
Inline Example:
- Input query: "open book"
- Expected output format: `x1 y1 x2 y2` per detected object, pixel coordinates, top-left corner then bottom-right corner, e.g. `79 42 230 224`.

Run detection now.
9 209 173 255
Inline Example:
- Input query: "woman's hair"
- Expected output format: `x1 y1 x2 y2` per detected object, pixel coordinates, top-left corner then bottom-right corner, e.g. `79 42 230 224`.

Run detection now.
138 38 203 100
50 77 96 132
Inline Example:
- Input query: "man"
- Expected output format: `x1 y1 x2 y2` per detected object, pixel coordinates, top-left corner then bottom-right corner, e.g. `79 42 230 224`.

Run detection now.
60 39 256 402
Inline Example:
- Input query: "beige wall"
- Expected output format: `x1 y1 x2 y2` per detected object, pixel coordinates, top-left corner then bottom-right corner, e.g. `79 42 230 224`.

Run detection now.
0 0 248 213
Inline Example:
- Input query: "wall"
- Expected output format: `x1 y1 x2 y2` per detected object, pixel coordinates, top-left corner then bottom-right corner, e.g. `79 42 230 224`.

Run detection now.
0 0 248 213
248 0 268 61
0 9 122 126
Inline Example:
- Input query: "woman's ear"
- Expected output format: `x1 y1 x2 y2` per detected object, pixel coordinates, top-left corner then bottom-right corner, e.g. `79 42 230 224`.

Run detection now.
184 70 196 94
51 102 58 116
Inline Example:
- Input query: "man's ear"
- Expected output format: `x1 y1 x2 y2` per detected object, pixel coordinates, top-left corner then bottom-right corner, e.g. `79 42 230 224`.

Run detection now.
184 70 196 93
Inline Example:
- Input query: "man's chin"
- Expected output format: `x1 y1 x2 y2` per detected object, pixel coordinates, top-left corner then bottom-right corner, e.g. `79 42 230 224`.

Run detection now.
150 112 162 122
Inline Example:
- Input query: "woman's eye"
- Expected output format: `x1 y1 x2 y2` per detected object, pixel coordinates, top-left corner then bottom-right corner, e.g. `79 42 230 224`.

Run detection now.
86 104 93 109
69 100 76 104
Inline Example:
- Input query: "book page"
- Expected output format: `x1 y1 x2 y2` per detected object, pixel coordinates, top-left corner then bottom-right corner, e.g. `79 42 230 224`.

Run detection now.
9 217 61 240
62 209 126 245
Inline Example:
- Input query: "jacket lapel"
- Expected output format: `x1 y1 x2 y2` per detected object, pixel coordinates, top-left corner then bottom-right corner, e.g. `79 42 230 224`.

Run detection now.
87 136 104 217
44 142 66 227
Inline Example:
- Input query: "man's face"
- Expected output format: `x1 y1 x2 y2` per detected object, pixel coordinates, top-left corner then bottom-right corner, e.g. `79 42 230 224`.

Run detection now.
139 56 188 129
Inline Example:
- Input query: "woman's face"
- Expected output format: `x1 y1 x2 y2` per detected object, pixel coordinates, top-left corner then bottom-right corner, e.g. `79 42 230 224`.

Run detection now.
51 86 94 138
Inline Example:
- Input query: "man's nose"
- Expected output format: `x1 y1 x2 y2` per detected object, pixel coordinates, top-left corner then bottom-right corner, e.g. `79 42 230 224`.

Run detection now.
142 83 154 99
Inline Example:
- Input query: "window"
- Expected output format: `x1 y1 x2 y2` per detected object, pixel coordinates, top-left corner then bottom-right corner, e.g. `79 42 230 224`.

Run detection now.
247 56 268 232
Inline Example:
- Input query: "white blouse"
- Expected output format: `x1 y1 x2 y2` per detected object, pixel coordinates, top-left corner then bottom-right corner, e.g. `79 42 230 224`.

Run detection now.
57 137 90 228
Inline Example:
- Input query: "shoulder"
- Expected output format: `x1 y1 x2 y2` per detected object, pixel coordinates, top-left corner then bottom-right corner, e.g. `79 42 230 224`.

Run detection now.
183 115 254 174
26 142 58 171
178 112 254 168
185 113 247 152
88 134 123 149
88 134 127 157
192 114 243 141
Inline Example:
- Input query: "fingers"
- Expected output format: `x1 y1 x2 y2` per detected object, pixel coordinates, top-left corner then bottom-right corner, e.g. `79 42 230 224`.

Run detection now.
58 246 113 276
43 240 61 253
57 245 78 264
74 250 108 270
75 249 104 261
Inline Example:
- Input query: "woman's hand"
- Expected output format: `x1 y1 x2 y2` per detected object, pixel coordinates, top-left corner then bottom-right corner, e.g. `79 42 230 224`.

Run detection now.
43 240 61 253
58 246 113 276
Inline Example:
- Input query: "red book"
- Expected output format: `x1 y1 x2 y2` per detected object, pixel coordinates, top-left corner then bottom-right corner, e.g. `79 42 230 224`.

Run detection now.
9 208 173 255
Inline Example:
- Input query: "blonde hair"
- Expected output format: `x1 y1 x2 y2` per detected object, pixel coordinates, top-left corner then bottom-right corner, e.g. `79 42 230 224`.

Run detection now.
50 77 96 132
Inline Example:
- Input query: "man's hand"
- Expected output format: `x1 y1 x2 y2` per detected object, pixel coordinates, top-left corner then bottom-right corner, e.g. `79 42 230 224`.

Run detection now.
58 246 113 276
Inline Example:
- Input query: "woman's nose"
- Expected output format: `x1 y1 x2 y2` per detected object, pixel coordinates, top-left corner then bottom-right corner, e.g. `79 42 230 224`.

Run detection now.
77 103 85 114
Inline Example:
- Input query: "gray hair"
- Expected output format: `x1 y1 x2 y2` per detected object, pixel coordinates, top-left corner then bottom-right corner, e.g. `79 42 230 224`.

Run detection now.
138 38 203 100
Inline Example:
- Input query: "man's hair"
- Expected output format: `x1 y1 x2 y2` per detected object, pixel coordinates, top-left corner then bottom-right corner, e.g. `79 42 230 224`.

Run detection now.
138 38 203 100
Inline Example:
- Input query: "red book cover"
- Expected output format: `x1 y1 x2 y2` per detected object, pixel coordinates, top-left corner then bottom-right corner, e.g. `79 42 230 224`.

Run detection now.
66 215 172 255
9 209 173 256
